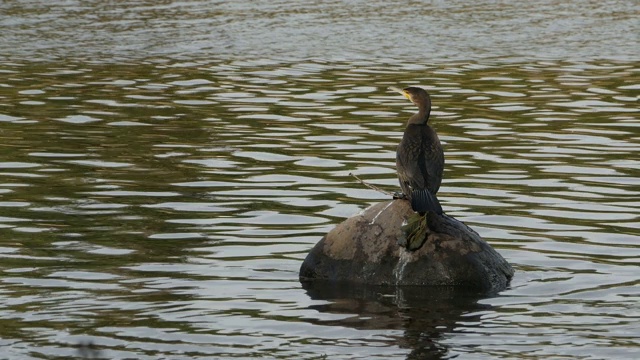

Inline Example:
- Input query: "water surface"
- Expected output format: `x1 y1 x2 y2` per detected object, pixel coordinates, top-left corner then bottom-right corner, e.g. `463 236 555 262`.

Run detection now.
2 0 638 62
1 1 639 359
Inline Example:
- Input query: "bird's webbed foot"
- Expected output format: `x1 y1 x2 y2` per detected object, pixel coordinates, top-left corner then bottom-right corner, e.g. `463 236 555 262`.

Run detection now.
393 192 408 200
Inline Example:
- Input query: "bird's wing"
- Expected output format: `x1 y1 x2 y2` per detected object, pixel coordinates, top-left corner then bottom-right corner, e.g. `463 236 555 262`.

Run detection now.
424 137 444 193
396 135 427 192
398 126 444 194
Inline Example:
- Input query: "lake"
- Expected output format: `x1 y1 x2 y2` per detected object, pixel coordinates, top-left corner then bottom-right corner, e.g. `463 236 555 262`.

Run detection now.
0 1 639 359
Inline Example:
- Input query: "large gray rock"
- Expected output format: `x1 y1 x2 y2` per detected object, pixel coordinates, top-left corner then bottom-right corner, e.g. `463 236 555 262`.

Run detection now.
299 200 514 292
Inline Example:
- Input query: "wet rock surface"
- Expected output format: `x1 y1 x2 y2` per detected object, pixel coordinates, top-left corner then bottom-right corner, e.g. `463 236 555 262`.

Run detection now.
299 200 514 292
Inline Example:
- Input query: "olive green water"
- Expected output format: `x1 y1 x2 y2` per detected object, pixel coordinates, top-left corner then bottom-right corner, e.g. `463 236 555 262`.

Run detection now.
1 1 640 359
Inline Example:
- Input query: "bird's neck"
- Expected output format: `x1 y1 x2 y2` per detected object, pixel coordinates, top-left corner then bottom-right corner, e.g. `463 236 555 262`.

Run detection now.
407 107 430 125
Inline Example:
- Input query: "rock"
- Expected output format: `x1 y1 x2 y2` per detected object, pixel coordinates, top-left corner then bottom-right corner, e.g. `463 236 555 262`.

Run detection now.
299 199 514 292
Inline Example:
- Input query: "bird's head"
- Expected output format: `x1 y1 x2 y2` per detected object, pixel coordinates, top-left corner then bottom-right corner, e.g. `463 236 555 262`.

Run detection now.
389 86 431 107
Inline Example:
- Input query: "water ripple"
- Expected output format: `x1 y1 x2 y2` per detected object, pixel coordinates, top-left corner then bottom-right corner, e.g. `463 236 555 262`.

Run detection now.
0 58 638 359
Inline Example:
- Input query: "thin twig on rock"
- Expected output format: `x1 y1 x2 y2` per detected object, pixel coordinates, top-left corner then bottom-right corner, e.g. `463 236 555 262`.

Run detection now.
349 172 394 196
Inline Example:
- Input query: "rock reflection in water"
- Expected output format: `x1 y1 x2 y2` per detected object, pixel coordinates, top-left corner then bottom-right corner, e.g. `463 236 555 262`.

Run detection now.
303 282 489 359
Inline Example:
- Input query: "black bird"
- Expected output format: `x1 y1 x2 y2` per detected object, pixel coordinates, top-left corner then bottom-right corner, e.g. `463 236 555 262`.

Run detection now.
391 86 444 215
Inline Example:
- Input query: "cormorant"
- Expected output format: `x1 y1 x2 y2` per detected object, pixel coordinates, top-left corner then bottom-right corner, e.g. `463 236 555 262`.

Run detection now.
391 86 444 215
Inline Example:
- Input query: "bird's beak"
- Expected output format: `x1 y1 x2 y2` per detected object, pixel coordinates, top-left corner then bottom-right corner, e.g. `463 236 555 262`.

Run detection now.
388 86 411 100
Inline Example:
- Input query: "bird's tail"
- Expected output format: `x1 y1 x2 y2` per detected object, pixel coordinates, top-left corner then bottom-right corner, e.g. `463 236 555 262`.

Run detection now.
410 189 443 214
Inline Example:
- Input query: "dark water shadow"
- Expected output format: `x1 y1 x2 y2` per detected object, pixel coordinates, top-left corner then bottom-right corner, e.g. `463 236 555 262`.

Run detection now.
302 281 493 359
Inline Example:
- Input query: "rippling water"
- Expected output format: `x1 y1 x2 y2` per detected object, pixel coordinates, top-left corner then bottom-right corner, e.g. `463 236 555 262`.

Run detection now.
2 0 639 62
1 58 638 359
1 1 640 359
